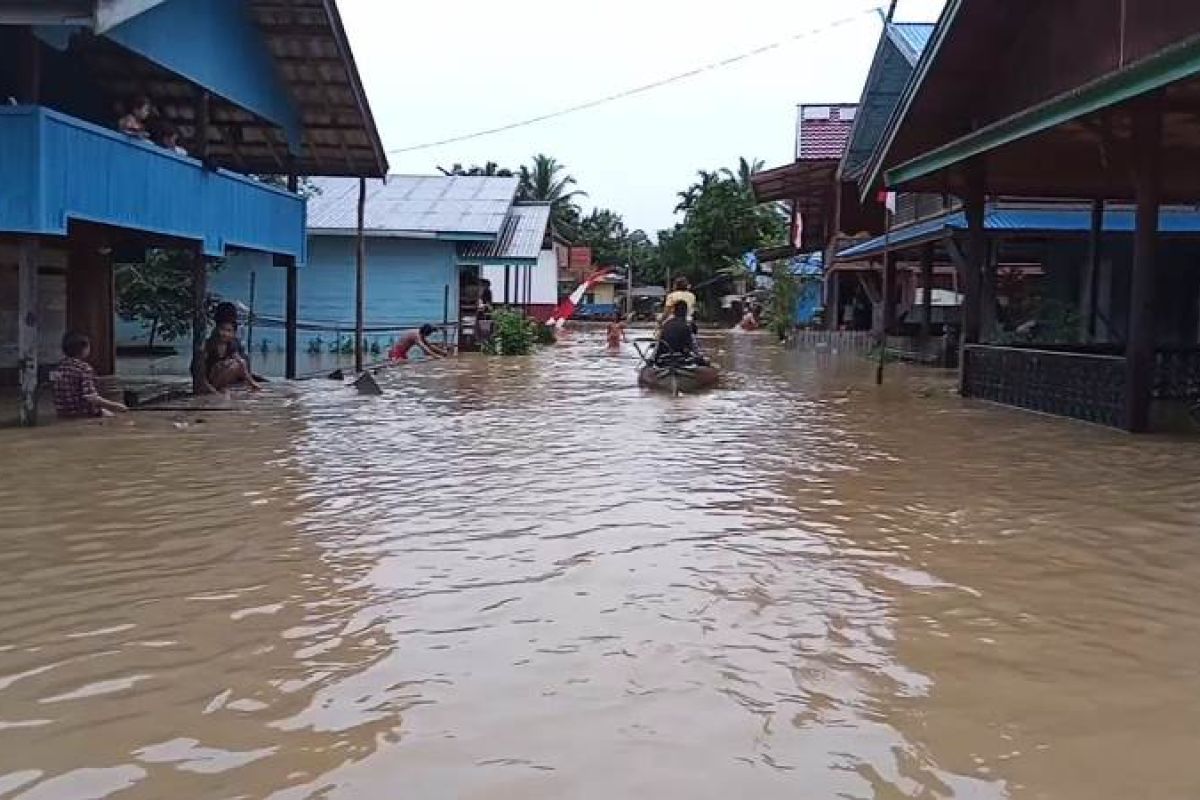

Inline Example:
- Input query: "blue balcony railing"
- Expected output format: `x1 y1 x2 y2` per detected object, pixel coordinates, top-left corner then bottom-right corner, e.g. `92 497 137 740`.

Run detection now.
0 105 305 261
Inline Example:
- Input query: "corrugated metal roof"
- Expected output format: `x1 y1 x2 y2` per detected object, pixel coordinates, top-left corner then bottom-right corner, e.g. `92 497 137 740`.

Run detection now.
888 23 936 65
307 175 518 237
836 206 1200 260
841 23 937 183
458 203 552 263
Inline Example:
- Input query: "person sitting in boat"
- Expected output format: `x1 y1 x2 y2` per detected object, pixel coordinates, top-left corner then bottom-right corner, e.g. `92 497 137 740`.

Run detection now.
656 301 708 366
199 303 261 394
389 324 451 361
660 277 696 324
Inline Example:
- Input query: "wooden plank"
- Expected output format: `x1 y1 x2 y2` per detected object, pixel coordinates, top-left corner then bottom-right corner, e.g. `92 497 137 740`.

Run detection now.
354 177 366 373
18 237 39 427
66 233 117 376
1125 94 1165 433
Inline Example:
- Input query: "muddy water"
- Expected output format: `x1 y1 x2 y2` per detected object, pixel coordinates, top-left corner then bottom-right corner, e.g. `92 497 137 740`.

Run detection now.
1 332 1199 800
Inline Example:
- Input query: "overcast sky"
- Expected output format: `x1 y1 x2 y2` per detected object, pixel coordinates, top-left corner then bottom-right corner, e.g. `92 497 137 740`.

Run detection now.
339 0 946 235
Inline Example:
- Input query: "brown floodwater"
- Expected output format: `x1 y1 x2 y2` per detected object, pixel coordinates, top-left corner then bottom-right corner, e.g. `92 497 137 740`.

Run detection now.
1 331 1199 800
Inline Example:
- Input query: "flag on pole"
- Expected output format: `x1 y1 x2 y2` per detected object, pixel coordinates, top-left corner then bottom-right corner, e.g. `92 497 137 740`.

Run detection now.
876 189 897 214
547 270 613 328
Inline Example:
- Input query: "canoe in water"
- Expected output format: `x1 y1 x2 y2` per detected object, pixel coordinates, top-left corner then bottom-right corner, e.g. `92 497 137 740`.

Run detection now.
638 363 720 394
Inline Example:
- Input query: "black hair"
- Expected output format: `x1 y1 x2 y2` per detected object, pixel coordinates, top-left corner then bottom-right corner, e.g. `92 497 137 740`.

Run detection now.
420 324 435 337
673 277 690 291
213 302 239 325
672 300 689 318
62 330 90 358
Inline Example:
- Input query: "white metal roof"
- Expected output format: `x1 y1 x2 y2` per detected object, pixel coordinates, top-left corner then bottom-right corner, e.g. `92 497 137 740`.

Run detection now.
458 203 552 263
307 175 519 238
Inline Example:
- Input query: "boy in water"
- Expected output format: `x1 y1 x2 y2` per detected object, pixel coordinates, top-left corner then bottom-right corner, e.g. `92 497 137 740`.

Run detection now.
606 318 626 349
199 303 261 393
389 324 451 361
53 332 128 418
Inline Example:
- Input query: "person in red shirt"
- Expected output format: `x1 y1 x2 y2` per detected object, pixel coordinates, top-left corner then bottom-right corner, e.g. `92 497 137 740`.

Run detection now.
389 324 451 361
52 332 128 419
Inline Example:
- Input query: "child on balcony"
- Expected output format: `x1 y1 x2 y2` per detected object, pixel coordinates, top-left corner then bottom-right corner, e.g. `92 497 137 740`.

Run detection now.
118 96 152 139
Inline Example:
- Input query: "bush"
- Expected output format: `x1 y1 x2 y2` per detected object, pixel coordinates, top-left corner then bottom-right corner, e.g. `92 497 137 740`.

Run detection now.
484 308 540 355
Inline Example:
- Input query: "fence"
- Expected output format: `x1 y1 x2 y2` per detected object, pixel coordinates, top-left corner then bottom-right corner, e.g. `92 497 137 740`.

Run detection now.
962 344 1128 428
789 330 875 354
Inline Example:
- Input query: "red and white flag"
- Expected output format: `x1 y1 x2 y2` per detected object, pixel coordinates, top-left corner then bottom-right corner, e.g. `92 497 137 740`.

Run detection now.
547 270 612 328
877 189 897 214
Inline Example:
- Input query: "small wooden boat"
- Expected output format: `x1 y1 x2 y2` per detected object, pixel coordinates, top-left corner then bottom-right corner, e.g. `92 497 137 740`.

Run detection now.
638 361 720 394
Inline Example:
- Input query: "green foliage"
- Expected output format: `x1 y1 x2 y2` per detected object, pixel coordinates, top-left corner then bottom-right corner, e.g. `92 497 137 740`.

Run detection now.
253 175 322 199
767 262 799 340
517 154 587 237
115 250 223 350
306 335 324 354
440 162 514 177
484 308 541 356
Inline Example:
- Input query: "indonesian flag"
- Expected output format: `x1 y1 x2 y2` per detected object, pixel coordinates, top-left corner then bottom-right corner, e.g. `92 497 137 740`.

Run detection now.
547 269 612 328
877 189 897 214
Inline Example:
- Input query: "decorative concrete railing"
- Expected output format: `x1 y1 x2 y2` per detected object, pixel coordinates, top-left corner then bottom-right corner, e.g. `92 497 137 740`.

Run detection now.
0 105 304 261
962 344 1128 428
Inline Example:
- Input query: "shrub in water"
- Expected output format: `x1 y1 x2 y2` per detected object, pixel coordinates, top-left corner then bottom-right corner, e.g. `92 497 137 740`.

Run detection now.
484 308 537 356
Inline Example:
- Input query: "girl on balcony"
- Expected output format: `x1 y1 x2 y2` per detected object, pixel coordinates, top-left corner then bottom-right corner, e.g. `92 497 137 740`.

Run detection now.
118 96 152 139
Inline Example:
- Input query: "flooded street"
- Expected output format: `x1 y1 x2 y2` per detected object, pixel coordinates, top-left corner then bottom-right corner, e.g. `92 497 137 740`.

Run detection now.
2 333 1200 799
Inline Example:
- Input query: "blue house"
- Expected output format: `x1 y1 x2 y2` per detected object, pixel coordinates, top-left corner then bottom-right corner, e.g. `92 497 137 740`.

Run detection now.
0 0 387 423
195 176 557 369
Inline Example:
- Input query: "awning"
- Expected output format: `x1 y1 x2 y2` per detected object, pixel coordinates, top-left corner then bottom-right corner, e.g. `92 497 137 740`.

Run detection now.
750 159 839 252
836 205 1200 261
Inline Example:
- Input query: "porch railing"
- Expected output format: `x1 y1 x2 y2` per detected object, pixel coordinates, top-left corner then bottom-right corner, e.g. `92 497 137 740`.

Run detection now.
962 344 1128 427
1153 348 1200 401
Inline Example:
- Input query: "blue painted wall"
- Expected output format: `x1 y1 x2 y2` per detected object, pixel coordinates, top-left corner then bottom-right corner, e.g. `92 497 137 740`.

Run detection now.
0 106 305 259
119 237 461 363
103 0 301 150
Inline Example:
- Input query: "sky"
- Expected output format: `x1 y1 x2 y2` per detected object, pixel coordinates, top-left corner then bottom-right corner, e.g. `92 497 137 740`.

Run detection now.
339 0 947 235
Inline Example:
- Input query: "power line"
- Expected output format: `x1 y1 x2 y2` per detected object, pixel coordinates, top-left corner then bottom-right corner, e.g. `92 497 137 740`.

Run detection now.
385 6 885 155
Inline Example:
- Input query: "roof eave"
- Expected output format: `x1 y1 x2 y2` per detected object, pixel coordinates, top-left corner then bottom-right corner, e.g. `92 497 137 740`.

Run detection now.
320 0 389 177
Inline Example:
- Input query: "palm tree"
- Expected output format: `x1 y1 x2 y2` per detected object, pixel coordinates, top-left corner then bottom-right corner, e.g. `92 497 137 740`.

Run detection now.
517 154 587 236
438 161 513 177
722 157 765 195
674 170 722 214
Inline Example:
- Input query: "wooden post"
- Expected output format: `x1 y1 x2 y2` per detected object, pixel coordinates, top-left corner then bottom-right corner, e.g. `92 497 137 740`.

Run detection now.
245 270 257 371
191 249 208 395
442 284 450 347
19 26 41 103
979 240 999 340
504 265 511 305
196 89 210 162
355 177 366 373
18 237 39 426
828 269 842 329
963 166 986 345
919 241 934 345
1126 94 1164 433
285 172 299 379
1084 199 1104 341
881 251 897 335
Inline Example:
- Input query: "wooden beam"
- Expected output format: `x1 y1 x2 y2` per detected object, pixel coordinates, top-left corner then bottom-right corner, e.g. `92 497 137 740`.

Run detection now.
354 177 366 372
18 25 42 104
18 237 40 427
1125 94 1165 433
919 241 934 344
191 249 208 395
881 251 897 335
195 89 211 162
962 161 986 345
1084 199 1104 341
286 172 299 380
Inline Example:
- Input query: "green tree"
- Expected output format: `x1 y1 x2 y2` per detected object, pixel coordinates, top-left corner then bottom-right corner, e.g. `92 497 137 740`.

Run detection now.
518 154 587 236
721 157 766 195
439 162 514 177
674 170 721 214
116 251 223 350
575 208 629 267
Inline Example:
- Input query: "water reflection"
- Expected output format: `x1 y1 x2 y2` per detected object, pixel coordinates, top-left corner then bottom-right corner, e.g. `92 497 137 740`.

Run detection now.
1 332 1199 799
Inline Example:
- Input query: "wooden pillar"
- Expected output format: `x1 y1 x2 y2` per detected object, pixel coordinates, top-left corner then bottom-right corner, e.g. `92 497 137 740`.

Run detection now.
18 237 40 426
919 241 934 344
285 173 299 380
66 235 116 376
18 26 41 103
1083 199 1105 341
354 177 366 373
962 165 986 345
979 241 999 341
191 249 209 394
828 269 842 329
881 252 898 335
1126 94 1164 433
196 89 211 162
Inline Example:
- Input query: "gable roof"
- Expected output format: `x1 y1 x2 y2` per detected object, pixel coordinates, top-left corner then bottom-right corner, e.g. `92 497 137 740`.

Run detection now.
307 175 519 238
796 104 857 159
840 22 936 188
459 203 552 263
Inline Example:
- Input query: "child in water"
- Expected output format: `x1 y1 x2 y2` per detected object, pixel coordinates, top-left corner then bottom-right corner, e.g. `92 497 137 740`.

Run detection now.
200 304 261 393
606 319 626 349
389 324 451 361
52 331 129 418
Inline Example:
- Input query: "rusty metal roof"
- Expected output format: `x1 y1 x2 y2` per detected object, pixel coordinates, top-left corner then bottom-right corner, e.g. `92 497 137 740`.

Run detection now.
307 175 519 237
458 203 552 263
